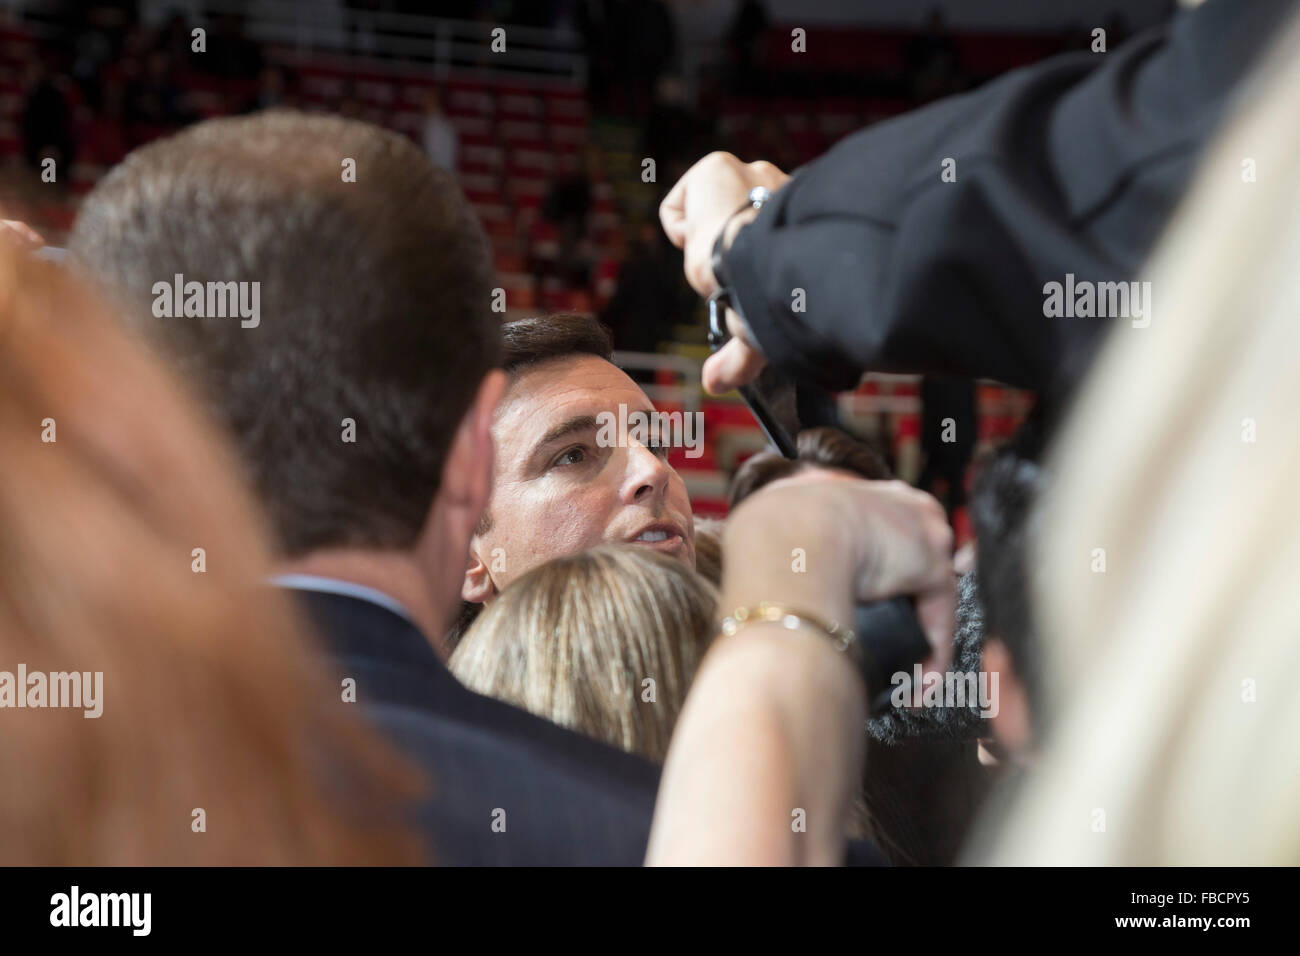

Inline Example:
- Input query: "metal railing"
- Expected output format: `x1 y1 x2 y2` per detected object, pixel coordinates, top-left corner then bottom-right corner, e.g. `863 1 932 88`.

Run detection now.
9 0 586 86
174 0 583 85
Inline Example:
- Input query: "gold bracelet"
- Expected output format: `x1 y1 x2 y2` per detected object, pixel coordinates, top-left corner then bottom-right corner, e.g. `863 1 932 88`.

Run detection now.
720 602 884 700
719 602 855 653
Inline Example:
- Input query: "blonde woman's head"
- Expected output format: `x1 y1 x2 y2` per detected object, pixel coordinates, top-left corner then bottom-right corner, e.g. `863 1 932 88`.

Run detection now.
451 545 718 762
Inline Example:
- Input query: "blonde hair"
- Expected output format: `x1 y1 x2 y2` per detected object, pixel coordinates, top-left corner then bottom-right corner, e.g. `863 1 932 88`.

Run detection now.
984 14 1300 864
451 546 718 762
0 249 424 864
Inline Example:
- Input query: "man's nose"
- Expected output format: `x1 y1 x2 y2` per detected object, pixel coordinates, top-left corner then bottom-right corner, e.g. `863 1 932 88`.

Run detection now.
622 441 672 504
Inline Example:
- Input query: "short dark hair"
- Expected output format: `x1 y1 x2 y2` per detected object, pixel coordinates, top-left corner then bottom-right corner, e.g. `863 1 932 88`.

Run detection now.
500 312 613 376
727 426 891 507
70 111 500 556
970 429 1047 722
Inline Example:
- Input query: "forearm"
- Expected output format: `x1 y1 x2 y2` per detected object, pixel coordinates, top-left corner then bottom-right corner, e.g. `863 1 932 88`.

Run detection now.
645 623 866 866
646 479 955 865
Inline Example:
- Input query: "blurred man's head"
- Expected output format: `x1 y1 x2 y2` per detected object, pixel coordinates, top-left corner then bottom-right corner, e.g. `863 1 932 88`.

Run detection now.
970 422 1048 763
462 313 695 604
69 111 504 636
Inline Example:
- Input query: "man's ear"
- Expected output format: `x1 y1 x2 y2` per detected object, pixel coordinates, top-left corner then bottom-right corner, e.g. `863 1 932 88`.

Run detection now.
461 543 495 604
447 369 505 605
981 638 1033 761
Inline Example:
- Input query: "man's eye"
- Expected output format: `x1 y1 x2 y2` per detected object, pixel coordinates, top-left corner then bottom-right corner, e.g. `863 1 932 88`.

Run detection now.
552 445 587 467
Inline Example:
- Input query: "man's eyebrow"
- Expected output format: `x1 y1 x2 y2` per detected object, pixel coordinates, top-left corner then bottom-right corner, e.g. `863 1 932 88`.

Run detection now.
531 414 601 454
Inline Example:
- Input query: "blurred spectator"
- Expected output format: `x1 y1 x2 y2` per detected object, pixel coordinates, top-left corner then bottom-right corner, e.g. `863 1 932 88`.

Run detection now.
69 5 127 96
126 49 193 127
727 0 768 96
577 0 618 108
543 151 593 285
203 13 263 80
80 76 129 166
600 220 690 363
627 0 677 114
420 88 458 176
580 0 674 114
250 65 299 112
21 59 75 175
337 84 364 119
905 8 962 102
643 74 706 172
159 12 193 61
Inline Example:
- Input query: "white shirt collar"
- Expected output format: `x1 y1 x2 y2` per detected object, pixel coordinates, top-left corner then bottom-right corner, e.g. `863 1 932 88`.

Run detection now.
271 574 415 624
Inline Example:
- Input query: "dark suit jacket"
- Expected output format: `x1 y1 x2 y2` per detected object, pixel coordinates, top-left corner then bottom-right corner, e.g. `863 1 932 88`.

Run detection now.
725 0 1295 407
295 587 886 866
295 588 661 865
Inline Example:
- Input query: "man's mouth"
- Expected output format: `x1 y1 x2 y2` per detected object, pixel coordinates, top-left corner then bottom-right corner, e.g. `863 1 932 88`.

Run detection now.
627 522 687 555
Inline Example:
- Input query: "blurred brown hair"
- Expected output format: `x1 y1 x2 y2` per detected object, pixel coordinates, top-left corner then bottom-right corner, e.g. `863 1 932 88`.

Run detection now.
450 545 717 763
0 249 425 864
728 426 890 508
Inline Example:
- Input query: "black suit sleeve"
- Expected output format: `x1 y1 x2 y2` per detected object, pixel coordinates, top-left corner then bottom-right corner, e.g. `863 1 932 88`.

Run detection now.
724 0 1294 400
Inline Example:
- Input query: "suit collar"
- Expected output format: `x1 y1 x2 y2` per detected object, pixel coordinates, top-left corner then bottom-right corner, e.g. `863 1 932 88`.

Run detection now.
271 574 415 624
282 585 450 681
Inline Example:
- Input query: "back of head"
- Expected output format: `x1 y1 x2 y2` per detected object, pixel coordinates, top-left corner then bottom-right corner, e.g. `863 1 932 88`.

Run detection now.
970 416 1049 722
0 249 421 863
69 110 500 556
451 545 718 762
728 426 890 508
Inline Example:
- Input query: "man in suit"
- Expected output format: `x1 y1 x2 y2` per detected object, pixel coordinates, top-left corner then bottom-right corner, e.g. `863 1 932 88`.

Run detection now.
68 111 659 865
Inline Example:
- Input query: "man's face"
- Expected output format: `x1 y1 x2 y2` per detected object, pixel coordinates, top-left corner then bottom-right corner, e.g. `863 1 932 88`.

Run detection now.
464 354 695 599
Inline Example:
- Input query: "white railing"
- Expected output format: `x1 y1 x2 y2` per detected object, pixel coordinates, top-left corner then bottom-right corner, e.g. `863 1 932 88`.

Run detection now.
8 0 586 86
172 0 583 85
613 350 704 413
